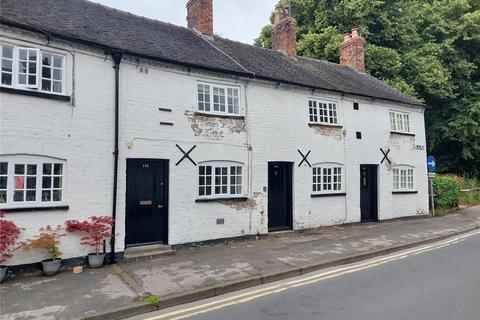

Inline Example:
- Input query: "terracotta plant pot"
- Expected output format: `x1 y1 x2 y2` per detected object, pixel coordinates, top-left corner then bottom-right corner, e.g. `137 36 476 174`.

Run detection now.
41 259 61 276
0 266 7 283
88 253 106 268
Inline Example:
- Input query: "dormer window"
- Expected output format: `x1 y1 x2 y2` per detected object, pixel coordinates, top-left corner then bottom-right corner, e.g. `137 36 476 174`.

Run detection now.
197 82 241 116
1 44 65 94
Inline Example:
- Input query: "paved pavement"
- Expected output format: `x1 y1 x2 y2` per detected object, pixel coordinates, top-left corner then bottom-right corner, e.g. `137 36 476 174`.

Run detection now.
0 206 479 320
146 230 480 320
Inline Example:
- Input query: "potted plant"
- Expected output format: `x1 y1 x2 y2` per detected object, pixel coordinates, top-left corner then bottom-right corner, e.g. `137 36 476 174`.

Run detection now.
66 216 113 268
0 211 21 283
20 225 65 276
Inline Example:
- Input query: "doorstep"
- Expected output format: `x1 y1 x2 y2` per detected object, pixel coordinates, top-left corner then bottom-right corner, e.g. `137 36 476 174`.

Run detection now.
123 244 175 263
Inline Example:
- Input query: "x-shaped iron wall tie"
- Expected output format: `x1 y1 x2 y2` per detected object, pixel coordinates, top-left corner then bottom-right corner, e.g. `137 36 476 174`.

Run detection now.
298 149 312 167
175 144 197 166
380 147 392 164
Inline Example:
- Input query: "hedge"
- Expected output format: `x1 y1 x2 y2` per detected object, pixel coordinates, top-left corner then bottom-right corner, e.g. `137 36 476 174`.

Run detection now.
432 175 461 209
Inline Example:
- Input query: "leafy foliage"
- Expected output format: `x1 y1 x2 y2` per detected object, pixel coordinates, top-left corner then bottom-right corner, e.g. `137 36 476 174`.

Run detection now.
66 216 113 255
0 211 22 265
20 225 65 260
256 0 480 176
433 175 461 209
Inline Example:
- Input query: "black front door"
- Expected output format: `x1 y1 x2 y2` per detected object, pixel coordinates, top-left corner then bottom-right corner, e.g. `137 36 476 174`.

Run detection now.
126 159 168 246
360 164 378 222
268 162 293 231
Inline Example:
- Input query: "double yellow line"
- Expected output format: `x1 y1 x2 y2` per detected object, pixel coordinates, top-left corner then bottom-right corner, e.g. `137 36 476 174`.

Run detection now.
144 229 480 320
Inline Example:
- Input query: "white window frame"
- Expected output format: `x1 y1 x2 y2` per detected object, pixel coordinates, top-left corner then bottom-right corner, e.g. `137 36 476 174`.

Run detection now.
0 43 65 95
198 161 246 199
0 155 67 209
312 162 344 194
389 110 411 134
308 99 340 126
196 82 241 116
393 165 415 192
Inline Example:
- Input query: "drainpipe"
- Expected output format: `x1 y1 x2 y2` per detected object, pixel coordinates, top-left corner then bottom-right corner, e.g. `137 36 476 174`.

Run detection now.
110 51 123 264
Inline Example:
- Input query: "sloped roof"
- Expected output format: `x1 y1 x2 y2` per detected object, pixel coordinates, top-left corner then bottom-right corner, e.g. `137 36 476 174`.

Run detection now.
0 0 424 106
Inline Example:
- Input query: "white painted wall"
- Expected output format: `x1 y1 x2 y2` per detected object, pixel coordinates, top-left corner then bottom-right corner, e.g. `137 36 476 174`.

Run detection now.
0 28 428 265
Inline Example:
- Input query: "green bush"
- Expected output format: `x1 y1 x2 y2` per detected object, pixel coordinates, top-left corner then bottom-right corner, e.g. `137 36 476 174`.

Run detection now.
433 176 461 209
459 177 480 206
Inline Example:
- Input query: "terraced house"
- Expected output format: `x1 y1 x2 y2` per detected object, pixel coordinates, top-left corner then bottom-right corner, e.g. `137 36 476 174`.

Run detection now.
0 0 429 266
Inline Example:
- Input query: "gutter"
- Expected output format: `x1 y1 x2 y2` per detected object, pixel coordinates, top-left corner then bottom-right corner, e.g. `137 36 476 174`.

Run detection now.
109 50 123 264
0 19 426 109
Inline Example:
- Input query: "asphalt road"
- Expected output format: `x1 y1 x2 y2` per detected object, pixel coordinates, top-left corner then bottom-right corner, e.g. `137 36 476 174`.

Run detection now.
132 230 480 320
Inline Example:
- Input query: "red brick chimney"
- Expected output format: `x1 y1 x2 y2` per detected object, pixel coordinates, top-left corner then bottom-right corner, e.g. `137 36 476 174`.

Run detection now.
271 8 297 56
339 28 366 72
186 0 213 37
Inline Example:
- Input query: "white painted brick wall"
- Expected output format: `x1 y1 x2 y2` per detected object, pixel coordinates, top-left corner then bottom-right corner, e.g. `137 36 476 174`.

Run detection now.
0 29 429 265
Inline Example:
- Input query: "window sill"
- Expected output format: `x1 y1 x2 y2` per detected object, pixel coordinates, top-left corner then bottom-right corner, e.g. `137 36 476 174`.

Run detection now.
308 123 343 129
0 205 69 213
311 193 346 198
392 191 418 194
196 196 249 203
390 131 415 137
0 86 71 101
194 111 245 120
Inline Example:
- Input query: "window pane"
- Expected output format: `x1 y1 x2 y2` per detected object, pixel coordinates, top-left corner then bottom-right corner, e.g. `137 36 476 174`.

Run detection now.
14 191 24 202
1 73 12 85
27 164 37 175
42 176 51 188
26 190 36 201
2 46 12 58
53 68 61 80
0 177 6 189
42 190 51 202
2 59 12 72
15 164 24 174
0 162 7 175
53 190 62 201
42 54 52 66
54 164 63 175
53 81 62 93
42 67 51 78
43 163 52 175
42 80 51 91
0 191 6 203
53 56 63 68
26 177 36 189
19 49 27 60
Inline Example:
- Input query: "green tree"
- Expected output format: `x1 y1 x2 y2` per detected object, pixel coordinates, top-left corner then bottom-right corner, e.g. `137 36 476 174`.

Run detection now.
256 0 480 176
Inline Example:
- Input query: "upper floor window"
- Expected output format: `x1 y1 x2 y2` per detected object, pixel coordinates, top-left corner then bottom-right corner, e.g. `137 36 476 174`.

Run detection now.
197 82 240 116
0 156 65 208
393 166 415 191
312 163 344 194
309 99 338 125
389 110 410 133
1 44 65 94
198 161 244 198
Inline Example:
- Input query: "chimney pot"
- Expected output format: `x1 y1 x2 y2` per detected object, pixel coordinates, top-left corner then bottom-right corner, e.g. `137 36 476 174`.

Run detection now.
339 28 366 72
271 7 297 56
351 28 359 38
186 0 213 36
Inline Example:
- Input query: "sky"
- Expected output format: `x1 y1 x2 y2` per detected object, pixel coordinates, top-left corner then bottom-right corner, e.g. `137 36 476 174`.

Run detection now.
93 0 278 44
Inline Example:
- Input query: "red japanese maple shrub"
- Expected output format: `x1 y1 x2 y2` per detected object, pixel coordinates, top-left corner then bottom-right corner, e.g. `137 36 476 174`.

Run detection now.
66 216 113 255
0 211 22 265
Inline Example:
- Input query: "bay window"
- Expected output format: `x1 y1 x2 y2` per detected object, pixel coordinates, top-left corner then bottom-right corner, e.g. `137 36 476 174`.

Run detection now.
1 43 64 94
